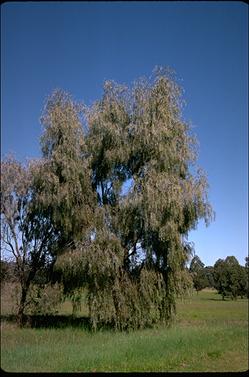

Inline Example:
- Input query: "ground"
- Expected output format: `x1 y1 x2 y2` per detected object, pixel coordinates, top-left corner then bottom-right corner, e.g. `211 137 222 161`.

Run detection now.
1 287 248 372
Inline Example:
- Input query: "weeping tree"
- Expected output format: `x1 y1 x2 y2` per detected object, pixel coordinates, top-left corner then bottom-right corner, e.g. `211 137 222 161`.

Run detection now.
52 67 213 330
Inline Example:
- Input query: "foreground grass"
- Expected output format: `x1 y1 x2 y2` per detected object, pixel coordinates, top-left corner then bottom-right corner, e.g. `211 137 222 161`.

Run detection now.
1 290 248 372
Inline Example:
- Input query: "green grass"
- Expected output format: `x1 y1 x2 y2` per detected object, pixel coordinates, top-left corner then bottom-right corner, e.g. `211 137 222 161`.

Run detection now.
1 289 248 372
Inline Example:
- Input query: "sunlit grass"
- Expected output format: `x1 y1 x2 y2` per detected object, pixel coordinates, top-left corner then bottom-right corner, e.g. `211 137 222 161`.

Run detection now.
1 289 248 372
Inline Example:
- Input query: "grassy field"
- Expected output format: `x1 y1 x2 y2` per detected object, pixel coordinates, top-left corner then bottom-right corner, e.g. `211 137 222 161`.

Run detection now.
1 289 248 372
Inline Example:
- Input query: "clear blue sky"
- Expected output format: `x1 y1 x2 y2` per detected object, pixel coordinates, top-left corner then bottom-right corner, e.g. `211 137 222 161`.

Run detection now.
1 1 248 266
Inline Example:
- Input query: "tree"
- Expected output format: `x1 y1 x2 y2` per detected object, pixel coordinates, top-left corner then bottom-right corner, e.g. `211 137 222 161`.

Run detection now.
213 256 246 300
0 156 55 325
54 67 214 330
244 257 249 298
204 266 215 288
237 266 248 299
189 255 208 293
189 255 205 272
213 258 228 299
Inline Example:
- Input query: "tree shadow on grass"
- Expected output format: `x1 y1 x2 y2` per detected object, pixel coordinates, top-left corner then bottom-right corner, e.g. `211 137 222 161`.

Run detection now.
197 292 224 301
206 298 226 301
1 313 92 331
201 296 245 302
1 313 156 332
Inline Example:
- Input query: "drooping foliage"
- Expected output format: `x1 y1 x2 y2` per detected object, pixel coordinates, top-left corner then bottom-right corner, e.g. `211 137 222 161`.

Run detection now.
53 67 213 330
33 90 96 254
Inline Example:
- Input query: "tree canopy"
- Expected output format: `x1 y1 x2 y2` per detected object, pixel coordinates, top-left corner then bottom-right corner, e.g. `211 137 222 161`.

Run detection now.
1 67 214 329
213 256 247 300
189 255 208 292
52 68 214 329
1 156 56 324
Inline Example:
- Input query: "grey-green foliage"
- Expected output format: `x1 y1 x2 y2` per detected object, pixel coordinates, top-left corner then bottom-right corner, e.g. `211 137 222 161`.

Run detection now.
34 90 96 251
26 282 63 315
47 68 213 330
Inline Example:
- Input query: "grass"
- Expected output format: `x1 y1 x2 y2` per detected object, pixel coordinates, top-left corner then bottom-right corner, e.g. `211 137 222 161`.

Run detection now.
1 288 248 372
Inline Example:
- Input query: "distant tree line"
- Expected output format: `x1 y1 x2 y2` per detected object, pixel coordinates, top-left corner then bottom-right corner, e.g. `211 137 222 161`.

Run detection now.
2 253 247 307
189 255 248 299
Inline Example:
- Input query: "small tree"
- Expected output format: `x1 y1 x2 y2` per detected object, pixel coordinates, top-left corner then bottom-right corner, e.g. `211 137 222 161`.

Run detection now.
189 255 208 293
245 257 249 298
237 261 248 299
204 266 215 288
213 259 227 299
1 156 55 325
213 256 245 300
189 255 205 272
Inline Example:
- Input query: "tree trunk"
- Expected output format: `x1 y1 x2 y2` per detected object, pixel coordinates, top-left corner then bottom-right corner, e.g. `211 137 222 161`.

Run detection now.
17 268 37 327
17 284 29 327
